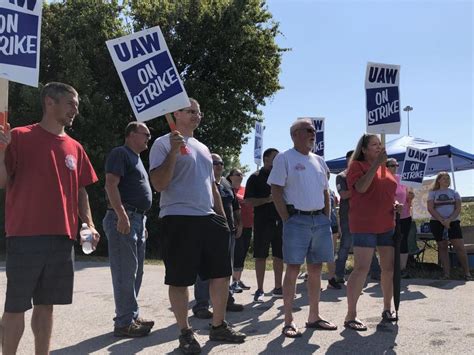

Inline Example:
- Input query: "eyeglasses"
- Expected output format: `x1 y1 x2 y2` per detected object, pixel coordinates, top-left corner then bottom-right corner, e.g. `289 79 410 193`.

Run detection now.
180 109 204 118
298 127 316 134
213 161 224 166
135 131 151 138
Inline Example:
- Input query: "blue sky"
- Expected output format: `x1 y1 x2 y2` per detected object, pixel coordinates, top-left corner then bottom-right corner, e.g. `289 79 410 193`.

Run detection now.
240 0 473 197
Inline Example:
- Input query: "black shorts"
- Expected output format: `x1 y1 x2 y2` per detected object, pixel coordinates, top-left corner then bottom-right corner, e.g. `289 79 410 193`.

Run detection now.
331 224 339 234
5 236 74 313
161 214 232 286
253 218 283 259
429 220 463 242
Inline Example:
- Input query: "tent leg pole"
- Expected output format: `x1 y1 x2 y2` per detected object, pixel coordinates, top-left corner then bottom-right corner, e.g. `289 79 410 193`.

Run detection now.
449 155 456 190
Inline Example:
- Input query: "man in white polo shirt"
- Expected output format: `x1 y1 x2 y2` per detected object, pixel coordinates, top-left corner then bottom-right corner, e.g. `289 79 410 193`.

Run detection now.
268 118 337 338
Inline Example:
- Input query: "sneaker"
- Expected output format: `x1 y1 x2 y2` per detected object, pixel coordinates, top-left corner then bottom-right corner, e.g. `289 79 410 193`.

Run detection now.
335 277 345 284
297 272 307 280
194 309 213 319
209 320 246 343
226 302 244 312
253 289 264 303
230 281 243 293
179 328 201 354
114 321 151 337
327 277 342 290
135 317 155 329
272 287 283 297
237 280 251 290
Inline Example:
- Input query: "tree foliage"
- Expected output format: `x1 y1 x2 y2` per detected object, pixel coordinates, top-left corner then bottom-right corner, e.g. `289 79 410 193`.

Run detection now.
130 0 285 156
2 0 285 254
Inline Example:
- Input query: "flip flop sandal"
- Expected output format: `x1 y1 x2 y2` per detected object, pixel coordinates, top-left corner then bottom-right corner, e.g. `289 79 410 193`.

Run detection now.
382 310 398 322
282 324 302 338
306 319 338 330
344 319 367 331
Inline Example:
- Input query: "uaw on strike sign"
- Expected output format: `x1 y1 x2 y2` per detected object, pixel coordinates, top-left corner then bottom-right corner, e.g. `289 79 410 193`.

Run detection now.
365 62 401 134
400 146 429 188
0 0 43 87
107 26 190 122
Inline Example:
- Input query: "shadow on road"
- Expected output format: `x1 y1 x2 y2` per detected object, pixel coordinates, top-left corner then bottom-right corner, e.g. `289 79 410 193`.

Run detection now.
326 321 399 354
51 323 177 354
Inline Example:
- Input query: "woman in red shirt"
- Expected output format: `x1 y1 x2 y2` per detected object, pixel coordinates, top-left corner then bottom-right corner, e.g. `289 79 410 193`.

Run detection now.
344 134 402 331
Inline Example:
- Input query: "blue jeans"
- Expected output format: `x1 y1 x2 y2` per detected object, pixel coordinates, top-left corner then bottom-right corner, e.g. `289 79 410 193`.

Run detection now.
335 219 381 279
103 210 146 328
193 235 235 313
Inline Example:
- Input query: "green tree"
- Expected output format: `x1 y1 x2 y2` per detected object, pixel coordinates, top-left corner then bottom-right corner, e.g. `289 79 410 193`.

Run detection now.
130 0 285 156
2 0 284 255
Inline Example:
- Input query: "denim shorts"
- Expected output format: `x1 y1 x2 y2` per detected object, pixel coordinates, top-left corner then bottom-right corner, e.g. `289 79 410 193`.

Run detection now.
352 229 395 248
282 214 334 264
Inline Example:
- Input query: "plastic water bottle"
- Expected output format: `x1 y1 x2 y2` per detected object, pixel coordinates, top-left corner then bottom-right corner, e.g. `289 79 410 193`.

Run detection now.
80 223 94 254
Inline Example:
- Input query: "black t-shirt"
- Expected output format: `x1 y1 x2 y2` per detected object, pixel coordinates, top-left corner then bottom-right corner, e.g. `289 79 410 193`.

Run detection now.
336 170 349 223
244 168 280 221
217 178 240 232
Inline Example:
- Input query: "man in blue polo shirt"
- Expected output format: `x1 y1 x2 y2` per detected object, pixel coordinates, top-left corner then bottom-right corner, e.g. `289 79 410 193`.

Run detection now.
103 122 154 337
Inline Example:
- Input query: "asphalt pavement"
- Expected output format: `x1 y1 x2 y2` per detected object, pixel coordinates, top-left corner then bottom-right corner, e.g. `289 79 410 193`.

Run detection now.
1 261 473 354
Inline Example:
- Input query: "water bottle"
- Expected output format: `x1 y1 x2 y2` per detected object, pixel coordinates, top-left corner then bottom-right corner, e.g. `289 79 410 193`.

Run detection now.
80 223 94 254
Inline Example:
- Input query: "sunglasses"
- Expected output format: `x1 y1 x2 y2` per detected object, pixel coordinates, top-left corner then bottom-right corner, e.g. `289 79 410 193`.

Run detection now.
231 173 243 177
299 127 316 134
387 164 399 167
213 161 224 166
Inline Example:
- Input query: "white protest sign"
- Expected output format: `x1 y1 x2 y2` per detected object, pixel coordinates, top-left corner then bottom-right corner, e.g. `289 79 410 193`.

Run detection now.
0 0 42 87
254 121 263 166
106 26 190 122
365 62 401 134
400 146 429 188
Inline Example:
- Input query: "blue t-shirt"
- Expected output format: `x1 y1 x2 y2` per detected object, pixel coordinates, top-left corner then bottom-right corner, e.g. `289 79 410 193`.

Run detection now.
105 145 152 211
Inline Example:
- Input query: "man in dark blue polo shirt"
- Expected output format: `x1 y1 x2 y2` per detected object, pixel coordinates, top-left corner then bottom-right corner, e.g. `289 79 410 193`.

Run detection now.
103 122 154 337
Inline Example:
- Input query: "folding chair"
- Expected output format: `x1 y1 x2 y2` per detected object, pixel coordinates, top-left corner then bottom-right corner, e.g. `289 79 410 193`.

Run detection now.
407 221 425 264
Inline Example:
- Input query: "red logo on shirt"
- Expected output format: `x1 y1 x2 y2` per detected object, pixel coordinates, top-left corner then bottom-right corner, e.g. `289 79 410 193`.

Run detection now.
294 163 306 171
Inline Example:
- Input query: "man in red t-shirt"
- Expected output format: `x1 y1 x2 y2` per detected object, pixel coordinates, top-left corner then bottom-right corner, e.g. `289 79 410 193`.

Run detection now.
0 82 99 355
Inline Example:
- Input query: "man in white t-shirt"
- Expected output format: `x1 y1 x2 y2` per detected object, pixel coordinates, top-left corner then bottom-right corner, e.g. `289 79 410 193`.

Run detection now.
268 118 337 338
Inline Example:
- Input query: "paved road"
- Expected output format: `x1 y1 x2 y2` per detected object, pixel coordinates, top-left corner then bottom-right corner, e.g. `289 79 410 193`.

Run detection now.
1 261 473 354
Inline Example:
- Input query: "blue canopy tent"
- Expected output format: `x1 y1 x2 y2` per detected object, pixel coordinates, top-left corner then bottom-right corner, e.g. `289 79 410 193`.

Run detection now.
326 136 474 189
